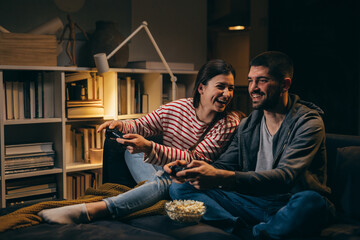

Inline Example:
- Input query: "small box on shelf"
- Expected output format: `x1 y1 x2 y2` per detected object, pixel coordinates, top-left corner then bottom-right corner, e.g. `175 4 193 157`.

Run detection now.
0 33 57 66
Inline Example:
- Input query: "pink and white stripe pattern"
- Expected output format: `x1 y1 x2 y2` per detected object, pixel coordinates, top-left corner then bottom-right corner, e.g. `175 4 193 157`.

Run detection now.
122 98 240 166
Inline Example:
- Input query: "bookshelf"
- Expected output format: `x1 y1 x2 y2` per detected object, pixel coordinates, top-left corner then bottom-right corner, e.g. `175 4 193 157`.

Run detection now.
0 65 197 208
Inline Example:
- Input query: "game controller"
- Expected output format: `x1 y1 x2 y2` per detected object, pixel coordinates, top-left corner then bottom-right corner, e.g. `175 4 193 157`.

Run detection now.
169 165 188 177
105 127 123 139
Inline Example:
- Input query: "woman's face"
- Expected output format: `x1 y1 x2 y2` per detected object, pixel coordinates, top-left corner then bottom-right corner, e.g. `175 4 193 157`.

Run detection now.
198 73 235 113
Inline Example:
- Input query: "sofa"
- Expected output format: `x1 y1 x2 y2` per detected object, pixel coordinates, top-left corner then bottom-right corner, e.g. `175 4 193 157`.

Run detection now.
0 133 360 240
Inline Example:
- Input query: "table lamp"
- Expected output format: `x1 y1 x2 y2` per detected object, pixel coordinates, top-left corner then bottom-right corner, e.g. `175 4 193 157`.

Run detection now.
93 21 177 100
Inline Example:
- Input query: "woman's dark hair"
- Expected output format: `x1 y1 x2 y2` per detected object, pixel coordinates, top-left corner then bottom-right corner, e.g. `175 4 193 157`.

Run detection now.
193 59 236 108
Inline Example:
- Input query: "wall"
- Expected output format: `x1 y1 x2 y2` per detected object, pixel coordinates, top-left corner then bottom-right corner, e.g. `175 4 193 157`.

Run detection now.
268 0 359 135
130 0 207 70
0 0 131 35
0 0 207 69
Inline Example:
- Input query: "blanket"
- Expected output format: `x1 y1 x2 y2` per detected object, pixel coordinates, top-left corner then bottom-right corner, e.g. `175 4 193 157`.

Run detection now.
0 182 167 232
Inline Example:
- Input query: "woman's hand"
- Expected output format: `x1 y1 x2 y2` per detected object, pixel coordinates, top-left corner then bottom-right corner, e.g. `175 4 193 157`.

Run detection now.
97 120 123 133
117 133 152 154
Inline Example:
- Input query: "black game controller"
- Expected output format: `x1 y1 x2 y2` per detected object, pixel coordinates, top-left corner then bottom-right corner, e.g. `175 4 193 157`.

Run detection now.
105 127 124 139
169 165 188 177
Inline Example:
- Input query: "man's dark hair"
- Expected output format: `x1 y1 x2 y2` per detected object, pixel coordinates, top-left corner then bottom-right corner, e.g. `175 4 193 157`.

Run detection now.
193 59 235 108
250 51 294 81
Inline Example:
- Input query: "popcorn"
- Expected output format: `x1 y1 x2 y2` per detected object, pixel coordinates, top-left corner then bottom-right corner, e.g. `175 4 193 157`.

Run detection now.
165 200 206 223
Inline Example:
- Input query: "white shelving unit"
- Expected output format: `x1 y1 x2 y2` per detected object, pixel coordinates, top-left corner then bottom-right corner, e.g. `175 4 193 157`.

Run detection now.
0 65 197 208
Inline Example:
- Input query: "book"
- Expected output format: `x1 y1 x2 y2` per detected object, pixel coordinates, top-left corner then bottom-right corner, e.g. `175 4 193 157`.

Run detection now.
18 80 25 119
7 183 56 195
36 72 44 118
96 75 104 102
67 106 104 119
118 77 127 115
78 128 90 163
131 78 135 114
65 124 74 164
127 61 195 71
12 81 19 119
66 175 73 200
5 80 13 120
43 72 54 118
30 79 35 118
7 175 56 189
5 142 54 156
23 78 31 118
142 94 149 113
5 154 54 165
65 72 92 83
6 186 56 199
5 166 54 174
126 76 132 114
74 131 84 162
95 124 102 148
67 100 103 107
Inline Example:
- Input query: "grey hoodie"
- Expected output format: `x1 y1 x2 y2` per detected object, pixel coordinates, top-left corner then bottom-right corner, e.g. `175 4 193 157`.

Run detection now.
212 94 331 196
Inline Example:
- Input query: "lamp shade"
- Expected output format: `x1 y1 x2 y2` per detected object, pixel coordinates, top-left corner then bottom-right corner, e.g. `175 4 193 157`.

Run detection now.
94 53 109 74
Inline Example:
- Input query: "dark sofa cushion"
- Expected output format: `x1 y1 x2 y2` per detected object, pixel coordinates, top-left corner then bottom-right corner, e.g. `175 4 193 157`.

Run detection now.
0 220 176 240
333 146 360 220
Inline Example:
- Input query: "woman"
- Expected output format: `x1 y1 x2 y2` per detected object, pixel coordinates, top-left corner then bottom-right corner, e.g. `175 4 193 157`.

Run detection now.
38 59 242 224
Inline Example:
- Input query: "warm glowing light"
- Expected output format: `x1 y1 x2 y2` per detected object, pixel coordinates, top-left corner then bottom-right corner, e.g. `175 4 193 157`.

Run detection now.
228 25 246 31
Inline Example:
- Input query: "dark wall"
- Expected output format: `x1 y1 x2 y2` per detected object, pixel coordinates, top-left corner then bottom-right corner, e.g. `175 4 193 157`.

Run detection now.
268 0 359 135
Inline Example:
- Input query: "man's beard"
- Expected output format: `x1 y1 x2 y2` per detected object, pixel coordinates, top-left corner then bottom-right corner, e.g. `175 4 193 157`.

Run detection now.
252 87 282 110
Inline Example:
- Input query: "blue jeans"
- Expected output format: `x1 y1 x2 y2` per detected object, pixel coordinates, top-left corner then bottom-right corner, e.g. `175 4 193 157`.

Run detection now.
124 151 163 183
170 182 334 239
103 152 171 218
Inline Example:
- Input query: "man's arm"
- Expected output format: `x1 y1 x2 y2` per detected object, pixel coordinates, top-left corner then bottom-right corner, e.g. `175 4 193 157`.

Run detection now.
169 114 326 194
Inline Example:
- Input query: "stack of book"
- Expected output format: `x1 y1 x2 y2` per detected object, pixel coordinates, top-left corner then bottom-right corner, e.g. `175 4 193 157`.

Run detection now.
66 72 104 119
66 124 104 164
67 171 102 200
4 71 55 120
5 142 55 174
6 175 57 206
118 76 148 115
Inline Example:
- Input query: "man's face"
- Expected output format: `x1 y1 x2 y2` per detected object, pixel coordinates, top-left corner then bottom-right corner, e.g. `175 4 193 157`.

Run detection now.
248 66 282 110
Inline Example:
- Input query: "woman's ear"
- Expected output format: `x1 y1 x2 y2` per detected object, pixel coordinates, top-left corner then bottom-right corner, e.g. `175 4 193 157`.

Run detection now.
198 83 204 94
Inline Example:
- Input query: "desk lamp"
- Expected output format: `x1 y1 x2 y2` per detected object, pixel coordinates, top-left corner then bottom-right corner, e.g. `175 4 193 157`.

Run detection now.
93 21 177 100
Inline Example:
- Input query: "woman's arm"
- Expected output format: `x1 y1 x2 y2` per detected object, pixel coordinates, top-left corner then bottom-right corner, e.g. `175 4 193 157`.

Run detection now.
145 114 240 166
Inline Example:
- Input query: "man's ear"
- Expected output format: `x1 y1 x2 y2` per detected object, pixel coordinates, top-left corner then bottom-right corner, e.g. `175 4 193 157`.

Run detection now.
281 78 291 92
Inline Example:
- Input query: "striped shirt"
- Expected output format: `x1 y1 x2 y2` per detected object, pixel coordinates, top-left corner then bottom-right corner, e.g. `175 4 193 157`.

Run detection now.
122 98 240 166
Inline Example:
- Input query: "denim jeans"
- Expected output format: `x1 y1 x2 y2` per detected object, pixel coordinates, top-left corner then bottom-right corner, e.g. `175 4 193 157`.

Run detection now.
170 182 334 239
124 151 163 183
103 152 171 218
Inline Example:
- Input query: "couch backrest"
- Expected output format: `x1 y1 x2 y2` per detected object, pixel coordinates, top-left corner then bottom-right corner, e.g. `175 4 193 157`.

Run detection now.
325 133 360 220
325 133 360 189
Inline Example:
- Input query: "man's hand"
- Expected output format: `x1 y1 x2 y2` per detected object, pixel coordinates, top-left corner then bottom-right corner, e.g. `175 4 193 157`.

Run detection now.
164 160 188 184
180 160 236 190
116 133 152 154
97 120 123 133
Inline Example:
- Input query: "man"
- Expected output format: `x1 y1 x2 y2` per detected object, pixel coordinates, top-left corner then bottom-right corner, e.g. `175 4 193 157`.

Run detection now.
165 51 334 239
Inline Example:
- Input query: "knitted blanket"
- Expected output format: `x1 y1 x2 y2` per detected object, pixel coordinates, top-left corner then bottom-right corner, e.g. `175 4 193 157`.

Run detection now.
0 182 167 232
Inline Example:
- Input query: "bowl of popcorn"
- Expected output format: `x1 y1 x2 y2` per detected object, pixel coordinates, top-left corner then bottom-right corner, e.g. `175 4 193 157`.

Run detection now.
165 200 206 223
